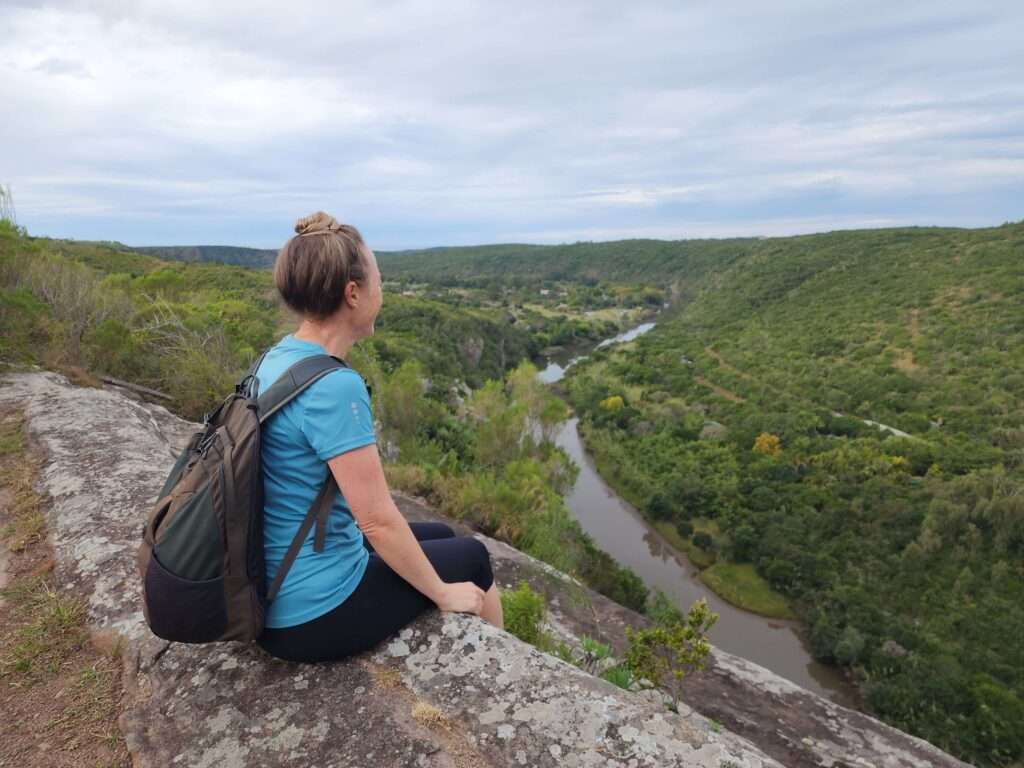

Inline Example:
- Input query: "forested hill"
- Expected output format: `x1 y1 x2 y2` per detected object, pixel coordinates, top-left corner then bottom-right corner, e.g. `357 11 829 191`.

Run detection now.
137 224 1020 306
133 244 278 268
562 220 1024 766
377 238 754 289
665 222 1024 439
130 238 754 292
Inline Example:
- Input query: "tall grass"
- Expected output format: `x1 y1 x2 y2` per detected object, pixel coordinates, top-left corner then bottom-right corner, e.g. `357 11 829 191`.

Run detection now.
0 184 16 227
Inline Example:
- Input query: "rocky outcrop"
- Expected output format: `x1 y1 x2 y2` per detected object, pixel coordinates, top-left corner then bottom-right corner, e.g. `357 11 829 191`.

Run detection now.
0 371 970 768
460 336 486 369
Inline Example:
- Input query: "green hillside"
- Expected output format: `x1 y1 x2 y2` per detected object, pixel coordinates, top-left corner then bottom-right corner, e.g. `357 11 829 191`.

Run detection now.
133 244 277 268
563 222 1024 766
132 238 753 304
0 229 545 409
377 239 753 301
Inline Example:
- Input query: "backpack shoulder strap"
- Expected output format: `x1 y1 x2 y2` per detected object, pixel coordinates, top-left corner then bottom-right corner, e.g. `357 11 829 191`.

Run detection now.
237 349 271 399
255 354 350 425
255 353 351 602
266 472 337 603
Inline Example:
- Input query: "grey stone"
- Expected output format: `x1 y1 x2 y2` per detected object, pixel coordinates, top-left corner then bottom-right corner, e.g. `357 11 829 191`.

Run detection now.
0 371 971 768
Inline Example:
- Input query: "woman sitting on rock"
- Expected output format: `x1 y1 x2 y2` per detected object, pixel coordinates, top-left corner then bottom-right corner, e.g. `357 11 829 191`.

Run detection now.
254 211 503 663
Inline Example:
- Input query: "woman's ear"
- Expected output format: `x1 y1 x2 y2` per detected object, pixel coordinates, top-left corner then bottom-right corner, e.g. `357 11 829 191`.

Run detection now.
343 279 360 307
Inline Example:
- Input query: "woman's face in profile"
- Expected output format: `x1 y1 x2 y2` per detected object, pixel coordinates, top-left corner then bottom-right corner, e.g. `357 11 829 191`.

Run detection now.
357 246 383 339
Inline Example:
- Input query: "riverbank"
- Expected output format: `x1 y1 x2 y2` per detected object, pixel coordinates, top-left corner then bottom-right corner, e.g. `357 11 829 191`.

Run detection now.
574 419 797 620
553 416 856 703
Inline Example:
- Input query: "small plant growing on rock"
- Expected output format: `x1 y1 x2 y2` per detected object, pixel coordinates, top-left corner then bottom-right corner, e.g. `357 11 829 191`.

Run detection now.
500 581 549 647
577 635 612 674
625 598 718 712
600 664 636 690
411 701 452 731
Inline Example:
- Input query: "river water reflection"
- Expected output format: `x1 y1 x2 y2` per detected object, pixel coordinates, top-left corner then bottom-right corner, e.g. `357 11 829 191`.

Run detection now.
538 322 856 704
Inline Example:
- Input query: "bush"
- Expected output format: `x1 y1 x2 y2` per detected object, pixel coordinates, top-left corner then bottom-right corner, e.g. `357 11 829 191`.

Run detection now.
625 598 718 710
600 664 636 690
674 519 694 538
692 532 714 551
646 589 684 626
500 582 547 647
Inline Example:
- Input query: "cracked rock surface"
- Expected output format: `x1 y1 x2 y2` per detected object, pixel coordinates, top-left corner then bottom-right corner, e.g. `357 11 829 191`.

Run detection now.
0 372 969 768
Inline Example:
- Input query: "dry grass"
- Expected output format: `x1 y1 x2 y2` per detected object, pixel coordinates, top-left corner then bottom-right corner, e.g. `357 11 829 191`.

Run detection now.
411 701 453 730
368 665 404 690
0 405 130 767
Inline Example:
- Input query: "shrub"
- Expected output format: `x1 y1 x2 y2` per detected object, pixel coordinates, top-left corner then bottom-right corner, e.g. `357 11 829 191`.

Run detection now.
625 598 718 711
600 664 636 690
692 531 714 551
645 589 685 626
500 582 547 647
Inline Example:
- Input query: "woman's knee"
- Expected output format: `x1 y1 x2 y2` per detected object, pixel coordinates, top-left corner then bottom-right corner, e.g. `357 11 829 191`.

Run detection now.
467 537 495 592
413 521 456 541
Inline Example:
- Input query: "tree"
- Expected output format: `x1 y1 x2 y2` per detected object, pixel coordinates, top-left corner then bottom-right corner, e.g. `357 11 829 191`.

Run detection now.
467 379 527 467
599 395 625 412
730 524 758 562
692 531 714 551
21 253 130 365
379 360 428 442
753 432 782 457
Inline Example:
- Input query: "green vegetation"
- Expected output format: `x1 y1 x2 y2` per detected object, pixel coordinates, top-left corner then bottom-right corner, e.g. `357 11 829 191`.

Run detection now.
625 598 718 712
0 405 128 762
500 582 549 648
0 225 537 415
376 238 750 293
378 359 648 611
6 215 1024 765
699 562 795 619
498 581 641 693
134 244 277 268
0 225 647 614
565 222 1024 766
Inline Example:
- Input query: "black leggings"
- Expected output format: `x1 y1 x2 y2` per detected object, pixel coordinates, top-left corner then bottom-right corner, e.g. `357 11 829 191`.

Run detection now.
258 522 494 663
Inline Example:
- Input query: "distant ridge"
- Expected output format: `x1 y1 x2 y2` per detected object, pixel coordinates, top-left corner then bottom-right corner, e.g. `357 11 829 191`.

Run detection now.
133 244 278 268
132 222 1021 286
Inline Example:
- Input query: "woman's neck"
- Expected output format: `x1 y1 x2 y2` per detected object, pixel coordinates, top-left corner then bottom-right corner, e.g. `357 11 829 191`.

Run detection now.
292 319 357 360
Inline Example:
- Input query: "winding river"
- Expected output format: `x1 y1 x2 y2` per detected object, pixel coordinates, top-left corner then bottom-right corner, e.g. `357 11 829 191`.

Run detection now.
538 322 857 705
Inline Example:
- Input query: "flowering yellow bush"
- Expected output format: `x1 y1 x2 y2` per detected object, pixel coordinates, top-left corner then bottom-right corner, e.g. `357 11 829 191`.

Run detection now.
599 395 625 412
753 432 782 456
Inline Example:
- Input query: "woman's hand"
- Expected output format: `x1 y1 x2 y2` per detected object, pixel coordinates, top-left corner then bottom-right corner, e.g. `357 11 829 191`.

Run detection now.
434 581 485 615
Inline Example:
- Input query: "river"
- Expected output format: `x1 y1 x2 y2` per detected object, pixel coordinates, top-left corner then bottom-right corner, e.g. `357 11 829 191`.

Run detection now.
538 322 857 705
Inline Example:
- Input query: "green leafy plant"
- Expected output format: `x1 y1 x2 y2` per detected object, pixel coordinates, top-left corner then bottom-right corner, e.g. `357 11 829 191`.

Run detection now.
600 664 636 690
500 581 547 647
576 635 612 674
625 598 718 711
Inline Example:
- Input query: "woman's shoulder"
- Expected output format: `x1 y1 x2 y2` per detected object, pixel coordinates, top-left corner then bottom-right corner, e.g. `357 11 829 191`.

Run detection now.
256 337 366 394
302 365 372 408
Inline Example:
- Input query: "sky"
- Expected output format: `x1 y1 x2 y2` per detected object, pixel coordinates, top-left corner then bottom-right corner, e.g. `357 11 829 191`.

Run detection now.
1 1 1022 250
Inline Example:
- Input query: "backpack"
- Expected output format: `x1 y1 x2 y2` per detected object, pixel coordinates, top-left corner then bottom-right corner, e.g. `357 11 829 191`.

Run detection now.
137 350 352 644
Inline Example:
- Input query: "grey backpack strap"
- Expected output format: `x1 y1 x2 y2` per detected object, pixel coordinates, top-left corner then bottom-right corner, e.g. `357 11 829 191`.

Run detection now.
256 353 349 603
255 354 349 424
266 472 337 603
237 349 271 399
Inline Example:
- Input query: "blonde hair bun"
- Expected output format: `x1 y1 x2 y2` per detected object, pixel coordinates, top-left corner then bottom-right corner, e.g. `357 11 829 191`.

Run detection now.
295 211 344 237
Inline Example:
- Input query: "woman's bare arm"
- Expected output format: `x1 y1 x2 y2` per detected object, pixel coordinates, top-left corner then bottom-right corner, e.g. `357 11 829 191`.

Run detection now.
327 444 483 614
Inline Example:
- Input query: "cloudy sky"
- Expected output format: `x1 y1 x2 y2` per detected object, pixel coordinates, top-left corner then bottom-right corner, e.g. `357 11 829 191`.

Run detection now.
1 1 1022 249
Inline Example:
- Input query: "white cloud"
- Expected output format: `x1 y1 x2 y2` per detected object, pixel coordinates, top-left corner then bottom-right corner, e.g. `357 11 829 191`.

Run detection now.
1 0 1021 248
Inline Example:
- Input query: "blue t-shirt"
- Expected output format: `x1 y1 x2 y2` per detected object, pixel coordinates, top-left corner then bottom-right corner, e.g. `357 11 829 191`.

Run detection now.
254 334 376 628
